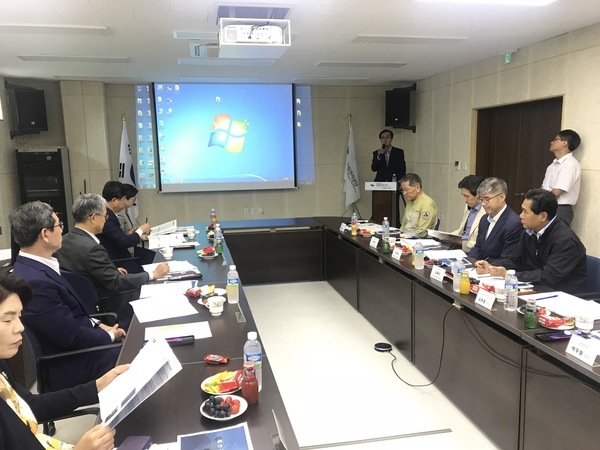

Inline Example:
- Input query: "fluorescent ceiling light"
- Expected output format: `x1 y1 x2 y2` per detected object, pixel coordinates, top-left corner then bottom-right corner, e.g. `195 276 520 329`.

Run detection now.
414 0 556 4
19 55 129 63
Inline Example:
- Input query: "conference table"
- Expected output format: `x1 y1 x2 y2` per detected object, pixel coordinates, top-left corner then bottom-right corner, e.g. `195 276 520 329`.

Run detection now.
115 216 600 450
114 228 299 449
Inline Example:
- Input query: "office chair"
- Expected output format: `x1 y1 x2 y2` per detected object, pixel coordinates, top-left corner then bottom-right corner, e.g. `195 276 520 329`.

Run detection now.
61 269 102 315
22 326 122 436
578 255 600 301
434 218 441 230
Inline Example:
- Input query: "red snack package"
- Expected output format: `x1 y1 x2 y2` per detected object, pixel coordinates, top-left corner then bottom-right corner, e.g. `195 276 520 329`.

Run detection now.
203 354 229 365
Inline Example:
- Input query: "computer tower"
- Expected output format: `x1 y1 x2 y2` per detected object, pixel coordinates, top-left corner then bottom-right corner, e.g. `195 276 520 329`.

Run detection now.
16 147 73 233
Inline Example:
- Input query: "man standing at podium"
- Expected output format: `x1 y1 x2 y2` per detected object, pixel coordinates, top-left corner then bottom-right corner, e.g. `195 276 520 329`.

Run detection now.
371 129 406 226
370 129 406 182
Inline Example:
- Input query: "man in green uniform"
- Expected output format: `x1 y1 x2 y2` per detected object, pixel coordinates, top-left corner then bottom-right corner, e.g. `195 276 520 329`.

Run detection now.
399 173 438 238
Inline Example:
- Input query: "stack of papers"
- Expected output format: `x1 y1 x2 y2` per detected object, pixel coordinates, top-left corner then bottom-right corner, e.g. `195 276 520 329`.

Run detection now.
148 232 194 249
150 219 177 235
143 260 201 281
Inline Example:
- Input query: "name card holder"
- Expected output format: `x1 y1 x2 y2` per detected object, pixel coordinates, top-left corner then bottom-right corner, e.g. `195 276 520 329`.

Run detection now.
369 236 379 249
391 246 402 260
566 334 600 366
430 265 446 283
475 289 496 310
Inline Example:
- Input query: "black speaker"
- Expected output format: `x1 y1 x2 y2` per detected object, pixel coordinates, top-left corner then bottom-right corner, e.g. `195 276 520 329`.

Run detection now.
8 88 48 138
385 85 416 132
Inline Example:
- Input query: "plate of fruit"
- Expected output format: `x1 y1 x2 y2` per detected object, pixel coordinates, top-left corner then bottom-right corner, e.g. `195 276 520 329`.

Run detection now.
400 245 412 256
201 370 242 395
200 395 247 421
198 246 218 260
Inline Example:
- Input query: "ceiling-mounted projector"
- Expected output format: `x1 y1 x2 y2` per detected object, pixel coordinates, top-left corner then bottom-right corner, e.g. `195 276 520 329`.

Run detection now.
222 24 284 44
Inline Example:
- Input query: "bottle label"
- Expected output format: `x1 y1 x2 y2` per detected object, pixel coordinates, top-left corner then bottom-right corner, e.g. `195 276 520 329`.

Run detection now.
245 353 262 366
227 277 239 285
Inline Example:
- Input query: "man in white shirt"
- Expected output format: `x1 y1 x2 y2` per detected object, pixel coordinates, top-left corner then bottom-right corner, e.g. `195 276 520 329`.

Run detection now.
541 129 581 226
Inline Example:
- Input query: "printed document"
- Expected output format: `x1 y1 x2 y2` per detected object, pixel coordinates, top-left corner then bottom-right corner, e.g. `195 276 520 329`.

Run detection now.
99 337 182 428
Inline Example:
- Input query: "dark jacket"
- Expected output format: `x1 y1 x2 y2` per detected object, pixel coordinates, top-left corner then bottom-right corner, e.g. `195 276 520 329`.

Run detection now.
468 206 523 264
371 146 406 182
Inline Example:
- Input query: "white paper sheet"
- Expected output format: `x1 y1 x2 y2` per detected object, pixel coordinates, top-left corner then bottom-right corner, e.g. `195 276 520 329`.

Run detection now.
520 291 600 319
150 219 177 236
142 260 201 281
139 280 196 299
148 232 190 249
100 337 182 428
144 321 211 341
130 295 199 323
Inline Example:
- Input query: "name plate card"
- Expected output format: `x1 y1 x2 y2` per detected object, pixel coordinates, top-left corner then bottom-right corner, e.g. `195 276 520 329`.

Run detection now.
475 289 496 310
430 265 446 283
391 246 402 260
567 334 600 366
339 222 348 232
369 236 379 249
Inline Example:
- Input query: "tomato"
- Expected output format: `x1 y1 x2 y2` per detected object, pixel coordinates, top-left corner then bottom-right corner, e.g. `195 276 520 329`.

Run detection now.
231 403 240 414
225 396 233 404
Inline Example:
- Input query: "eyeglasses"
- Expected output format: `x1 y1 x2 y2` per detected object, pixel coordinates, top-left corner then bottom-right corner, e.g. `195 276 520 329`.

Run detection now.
90 213 107 220
43 221 64 232
551 137 564 142
478 193 502 204
400 186 416 194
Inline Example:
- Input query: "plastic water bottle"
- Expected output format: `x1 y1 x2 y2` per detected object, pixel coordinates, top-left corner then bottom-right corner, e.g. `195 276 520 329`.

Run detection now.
226 264 239 304
243 331 263 391
214 223 223 254
451 260 465 292
209 208 217 228
392 173 397 183
413 241 424 269
382 216 390 253
504 270 518 311
351 212 358 236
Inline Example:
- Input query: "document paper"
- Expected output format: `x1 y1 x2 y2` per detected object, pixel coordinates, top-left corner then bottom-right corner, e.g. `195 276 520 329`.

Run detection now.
99 337 182 428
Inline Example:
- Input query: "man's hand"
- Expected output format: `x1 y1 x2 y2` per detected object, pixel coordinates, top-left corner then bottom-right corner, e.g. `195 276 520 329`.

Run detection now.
99 323 127 341
74 425 115 450
96 364 130 392
474 260 491 274
139 223 151 234
153 262 170 279
117 267 128 275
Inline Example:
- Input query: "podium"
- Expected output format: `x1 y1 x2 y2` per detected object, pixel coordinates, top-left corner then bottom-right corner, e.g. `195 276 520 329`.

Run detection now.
365 182 399 228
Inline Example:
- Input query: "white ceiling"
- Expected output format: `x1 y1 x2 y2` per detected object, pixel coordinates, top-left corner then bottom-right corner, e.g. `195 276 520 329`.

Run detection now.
1 0 599 86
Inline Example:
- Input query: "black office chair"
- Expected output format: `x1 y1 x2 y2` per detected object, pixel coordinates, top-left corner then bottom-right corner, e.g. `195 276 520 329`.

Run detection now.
578 255 600 301
22 326 122 435
434 218 441 230
61 269 102 315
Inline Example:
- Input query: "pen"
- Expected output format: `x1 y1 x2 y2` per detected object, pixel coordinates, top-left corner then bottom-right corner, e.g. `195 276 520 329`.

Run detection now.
166 335 195 346
535 294 559 301
145 217 148 223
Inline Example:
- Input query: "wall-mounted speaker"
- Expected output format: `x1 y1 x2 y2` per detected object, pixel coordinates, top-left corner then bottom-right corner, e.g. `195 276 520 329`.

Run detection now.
385 85 416 132
8 87 48 138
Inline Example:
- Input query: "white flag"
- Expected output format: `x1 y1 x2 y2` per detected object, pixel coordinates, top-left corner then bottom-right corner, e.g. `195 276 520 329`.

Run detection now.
118 119 139 222
343 121 360 207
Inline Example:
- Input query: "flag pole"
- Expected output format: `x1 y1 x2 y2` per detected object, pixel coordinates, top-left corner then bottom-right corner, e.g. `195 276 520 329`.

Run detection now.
341 113 363 219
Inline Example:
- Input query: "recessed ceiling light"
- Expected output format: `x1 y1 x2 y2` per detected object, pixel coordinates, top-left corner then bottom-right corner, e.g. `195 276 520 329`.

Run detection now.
414 0 556 5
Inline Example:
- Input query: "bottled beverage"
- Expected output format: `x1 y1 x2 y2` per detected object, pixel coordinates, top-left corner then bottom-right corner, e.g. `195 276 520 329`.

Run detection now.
459 270 470 295
382 217 391 254
209 208 217 228
523 298 538 329
240 361 259 405
226 264 240 304
214 223 223 254
243 332 263 391
351 212 358 236
504 270 518 311
391 173 397 183
413 241 424 269
451 260 465 292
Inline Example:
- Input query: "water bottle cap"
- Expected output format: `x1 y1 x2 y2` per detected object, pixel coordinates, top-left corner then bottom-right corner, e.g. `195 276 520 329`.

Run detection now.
383 217 388 221
507 269 516 275
247 331 257 340
230 265 236 270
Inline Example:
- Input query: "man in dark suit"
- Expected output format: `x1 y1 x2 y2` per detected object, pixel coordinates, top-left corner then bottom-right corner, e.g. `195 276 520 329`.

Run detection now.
8 201 125 391
56 193 169 328
371 129 406 182
468 177 523 264
371 129 407 226
98 181 153 269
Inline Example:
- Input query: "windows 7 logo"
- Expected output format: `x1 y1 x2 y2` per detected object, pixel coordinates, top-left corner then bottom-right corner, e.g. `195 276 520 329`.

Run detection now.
208 114 249 153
